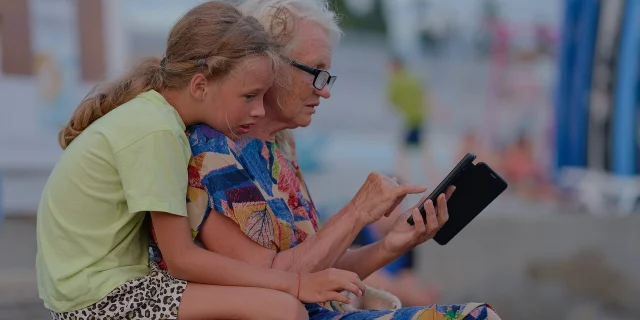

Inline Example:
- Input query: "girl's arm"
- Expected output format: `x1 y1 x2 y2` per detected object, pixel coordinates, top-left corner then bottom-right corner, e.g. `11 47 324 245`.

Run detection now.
151 211 296 293
152 211 366 304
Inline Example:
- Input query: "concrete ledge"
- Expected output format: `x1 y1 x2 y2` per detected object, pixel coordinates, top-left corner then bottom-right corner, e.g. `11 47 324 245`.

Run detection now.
0 269 39 305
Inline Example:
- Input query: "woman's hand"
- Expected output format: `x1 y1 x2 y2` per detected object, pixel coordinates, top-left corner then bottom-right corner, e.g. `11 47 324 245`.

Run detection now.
382 186 455 254
298 268 367 304
349 172 427 227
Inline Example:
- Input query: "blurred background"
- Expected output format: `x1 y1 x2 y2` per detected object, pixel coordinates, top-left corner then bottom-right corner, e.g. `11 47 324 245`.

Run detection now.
0 0 639 319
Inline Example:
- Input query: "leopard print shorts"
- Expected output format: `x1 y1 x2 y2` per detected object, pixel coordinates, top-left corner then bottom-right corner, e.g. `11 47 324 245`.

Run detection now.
50 262 187 320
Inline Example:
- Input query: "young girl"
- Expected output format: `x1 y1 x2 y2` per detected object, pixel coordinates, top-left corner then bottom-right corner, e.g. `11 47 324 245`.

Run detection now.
36 2 364 320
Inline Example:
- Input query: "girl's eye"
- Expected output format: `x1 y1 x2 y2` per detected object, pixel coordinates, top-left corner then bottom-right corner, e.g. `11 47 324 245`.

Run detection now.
245 94 256 101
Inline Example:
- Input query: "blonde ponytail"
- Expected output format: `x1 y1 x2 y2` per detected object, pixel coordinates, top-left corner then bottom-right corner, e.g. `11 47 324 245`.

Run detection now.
59 58 164 149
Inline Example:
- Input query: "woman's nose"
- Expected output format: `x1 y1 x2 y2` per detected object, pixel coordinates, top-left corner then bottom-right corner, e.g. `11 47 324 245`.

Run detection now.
315 86 331 99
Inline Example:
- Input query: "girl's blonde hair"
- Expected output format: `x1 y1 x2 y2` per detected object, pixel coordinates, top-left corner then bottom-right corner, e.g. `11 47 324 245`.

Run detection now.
59 1 279 149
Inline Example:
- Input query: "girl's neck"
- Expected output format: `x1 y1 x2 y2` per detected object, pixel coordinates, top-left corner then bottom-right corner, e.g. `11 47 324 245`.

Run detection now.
161 89 199 126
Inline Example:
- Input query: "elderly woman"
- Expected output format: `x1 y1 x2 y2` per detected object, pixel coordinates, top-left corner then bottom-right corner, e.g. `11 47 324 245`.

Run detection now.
183 0 502 319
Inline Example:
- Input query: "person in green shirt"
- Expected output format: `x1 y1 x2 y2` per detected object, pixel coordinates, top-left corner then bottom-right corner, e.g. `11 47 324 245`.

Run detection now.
36 2 365 320
388 57 426 142
387 56 433 184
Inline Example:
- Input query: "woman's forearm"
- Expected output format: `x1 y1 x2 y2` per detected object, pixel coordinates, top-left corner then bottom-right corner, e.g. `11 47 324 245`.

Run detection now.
271 204 364 273
333 239 403 280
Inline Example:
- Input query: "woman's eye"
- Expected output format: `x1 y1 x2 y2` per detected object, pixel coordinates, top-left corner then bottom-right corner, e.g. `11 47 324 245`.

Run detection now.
245 94 256 101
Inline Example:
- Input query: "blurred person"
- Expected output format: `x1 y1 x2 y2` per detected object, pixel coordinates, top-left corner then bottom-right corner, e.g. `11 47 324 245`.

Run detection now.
534 22 555 57
387 55 435 185
36 3 366 320
501 133 553 199
457 131 483 162
183 0 502 319
480 0 510 103
456 131 501 168
474 0 500 57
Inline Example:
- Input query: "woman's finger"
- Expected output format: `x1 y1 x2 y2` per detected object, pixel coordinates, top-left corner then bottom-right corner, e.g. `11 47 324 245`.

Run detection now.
436 193 450 227
394 184 428 198
424 199 439 234
411 207 427 233
445 185 456 200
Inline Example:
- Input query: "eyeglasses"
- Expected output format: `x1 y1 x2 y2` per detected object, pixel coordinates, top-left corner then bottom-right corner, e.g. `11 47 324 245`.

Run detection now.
289 60 337 91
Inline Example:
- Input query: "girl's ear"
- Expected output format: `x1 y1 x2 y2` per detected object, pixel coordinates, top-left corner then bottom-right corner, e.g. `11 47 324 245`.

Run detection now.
189 73 209 100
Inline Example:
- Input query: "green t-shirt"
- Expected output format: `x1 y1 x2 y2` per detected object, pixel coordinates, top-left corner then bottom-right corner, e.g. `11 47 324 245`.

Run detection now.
36 90 191 312
388 69 426 128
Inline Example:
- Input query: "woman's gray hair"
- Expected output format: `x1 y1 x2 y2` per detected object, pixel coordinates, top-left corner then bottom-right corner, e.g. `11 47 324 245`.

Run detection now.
232 0 342 161
235 0 342 54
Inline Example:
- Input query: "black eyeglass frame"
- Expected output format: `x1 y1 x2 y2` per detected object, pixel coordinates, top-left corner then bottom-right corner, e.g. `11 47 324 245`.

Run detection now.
288 60 337 91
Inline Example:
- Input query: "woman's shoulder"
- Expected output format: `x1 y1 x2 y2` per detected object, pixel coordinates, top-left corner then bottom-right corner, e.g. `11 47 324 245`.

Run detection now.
234 135 268 154
186 125 234 157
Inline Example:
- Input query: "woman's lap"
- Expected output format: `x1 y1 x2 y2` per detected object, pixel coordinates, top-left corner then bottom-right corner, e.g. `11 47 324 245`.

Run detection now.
306 302 493 320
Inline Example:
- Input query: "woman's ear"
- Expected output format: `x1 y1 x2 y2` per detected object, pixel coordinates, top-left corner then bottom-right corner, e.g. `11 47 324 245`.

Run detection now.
189 73 209 100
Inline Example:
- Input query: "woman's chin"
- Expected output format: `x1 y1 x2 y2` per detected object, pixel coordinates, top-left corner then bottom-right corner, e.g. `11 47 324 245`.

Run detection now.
294 116 313 128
